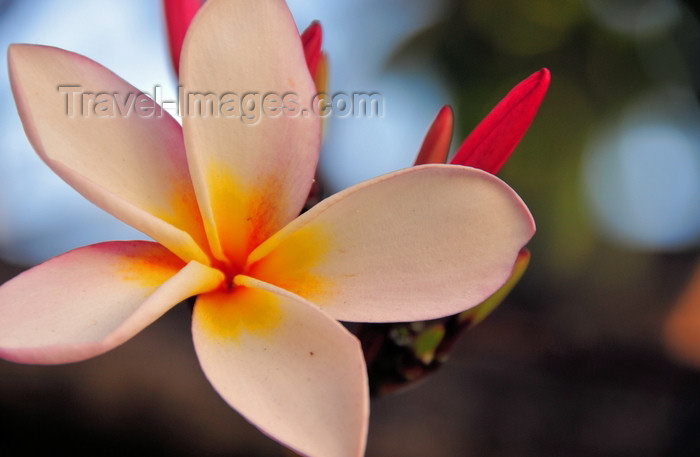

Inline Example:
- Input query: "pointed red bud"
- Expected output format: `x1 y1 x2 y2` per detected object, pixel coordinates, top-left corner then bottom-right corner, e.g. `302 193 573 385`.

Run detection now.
414 105 454 165
451 68 550 174
301 21 323 79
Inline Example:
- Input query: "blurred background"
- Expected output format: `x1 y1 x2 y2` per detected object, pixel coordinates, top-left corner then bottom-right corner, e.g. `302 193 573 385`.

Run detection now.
2 0 700 456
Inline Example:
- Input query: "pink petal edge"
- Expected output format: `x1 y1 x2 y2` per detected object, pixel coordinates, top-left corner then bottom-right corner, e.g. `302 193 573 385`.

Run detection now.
7 44 210 264
0 241 222 364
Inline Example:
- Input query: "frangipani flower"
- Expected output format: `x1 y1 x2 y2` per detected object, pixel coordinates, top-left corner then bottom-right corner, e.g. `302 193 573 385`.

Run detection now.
0 1 534 457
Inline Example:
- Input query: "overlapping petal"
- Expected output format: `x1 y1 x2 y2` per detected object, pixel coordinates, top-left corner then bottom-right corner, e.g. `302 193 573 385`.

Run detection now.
8 44 210 264
247 165 535 323
192 276 367 457
0 241 223 364
180 0 320 269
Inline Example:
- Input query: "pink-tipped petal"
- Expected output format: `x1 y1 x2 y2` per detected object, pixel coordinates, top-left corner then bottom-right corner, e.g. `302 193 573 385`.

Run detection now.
247 165 535 323
451 68 550 174
180 0 320 269
8 44 210 264
163 0 203 76
192 276 368 457
301 21 323 79
0 241 223 364
414 105 454 165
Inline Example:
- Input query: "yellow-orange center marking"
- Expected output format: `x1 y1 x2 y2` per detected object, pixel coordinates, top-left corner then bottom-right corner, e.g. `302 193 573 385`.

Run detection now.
196 286 283 341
